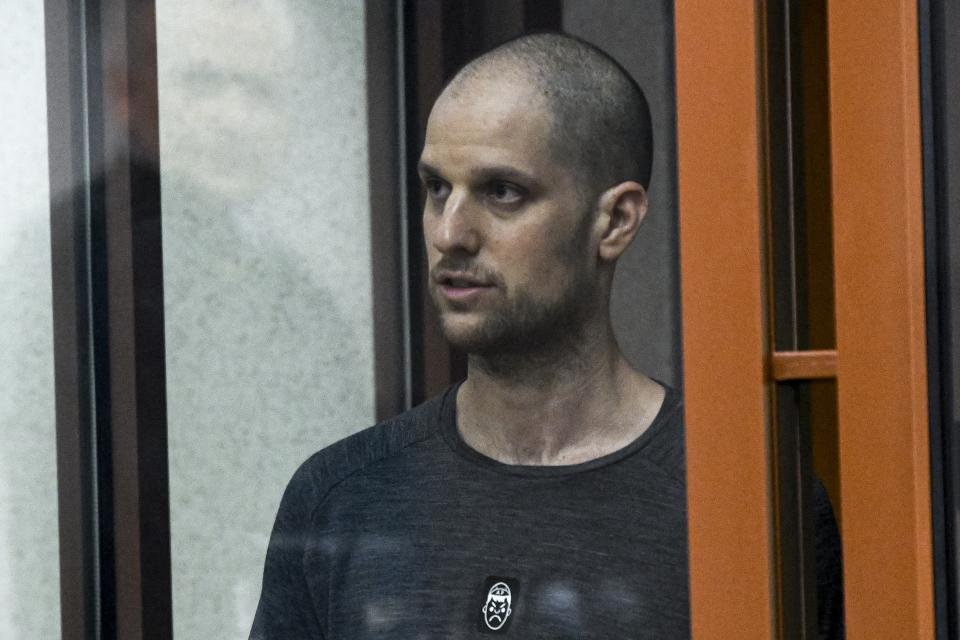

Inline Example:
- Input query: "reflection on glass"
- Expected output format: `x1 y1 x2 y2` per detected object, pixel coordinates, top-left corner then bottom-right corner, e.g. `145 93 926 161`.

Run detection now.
157 1 374 636
0 3 61 638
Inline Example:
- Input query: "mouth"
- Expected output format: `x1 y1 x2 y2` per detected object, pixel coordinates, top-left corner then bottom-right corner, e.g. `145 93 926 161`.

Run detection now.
433 271 495 302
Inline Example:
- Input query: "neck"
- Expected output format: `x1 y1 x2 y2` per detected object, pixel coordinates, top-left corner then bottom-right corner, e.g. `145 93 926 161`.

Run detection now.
456 316 664 466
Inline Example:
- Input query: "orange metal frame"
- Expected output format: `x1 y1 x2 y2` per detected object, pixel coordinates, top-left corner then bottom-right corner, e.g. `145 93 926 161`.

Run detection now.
677 1 934 638
770 350 837 381
675 3 775 638
827 2 934 637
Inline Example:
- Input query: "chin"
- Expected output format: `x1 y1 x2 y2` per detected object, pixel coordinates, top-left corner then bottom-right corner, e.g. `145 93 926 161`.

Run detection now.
439 313 539 357
438 315 492 352
434 286 586 356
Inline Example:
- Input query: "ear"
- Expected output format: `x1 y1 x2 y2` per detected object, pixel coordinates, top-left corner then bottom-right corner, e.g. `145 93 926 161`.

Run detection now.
593 181 649 262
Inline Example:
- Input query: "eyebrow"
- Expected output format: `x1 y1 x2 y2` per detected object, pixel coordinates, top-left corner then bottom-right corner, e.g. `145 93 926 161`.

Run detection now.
416 160 538 186
416 160 440 178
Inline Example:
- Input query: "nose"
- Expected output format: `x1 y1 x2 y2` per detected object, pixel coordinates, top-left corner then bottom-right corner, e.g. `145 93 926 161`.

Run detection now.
427 189 481 256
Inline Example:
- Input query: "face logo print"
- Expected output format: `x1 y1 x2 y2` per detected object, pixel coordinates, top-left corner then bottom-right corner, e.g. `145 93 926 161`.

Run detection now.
478 577 518 633
483 583 512 629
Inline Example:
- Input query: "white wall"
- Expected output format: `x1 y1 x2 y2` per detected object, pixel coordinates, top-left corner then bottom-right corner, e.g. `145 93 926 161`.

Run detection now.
0 4 60 639
156 1 375 637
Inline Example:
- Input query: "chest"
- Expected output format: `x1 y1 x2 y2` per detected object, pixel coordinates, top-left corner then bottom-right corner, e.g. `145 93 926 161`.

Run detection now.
304 473 689 639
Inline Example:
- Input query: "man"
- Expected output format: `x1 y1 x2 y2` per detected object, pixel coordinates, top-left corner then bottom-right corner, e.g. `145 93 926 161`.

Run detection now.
250 32 843 639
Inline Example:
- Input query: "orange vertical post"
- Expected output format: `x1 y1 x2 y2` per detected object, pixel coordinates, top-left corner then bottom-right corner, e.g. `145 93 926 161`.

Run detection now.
675 3 775 638
827 2 935 638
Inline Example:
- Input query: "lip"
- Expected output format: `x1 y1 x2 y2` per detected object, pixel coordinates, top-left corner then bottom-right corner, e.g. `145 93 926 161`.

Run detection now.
433 270 495 303
438 283 493 302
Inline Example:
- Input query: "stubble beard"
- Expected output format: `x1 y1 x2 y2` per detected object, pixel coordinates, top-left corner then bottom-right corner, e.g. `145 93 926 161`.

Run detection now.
431 201 601 380
433 267 598 380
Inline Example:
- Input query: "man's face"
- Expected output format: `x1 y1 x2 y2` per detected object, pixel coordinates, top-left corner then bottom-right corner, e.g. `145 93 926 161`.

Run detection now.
418 74 598 356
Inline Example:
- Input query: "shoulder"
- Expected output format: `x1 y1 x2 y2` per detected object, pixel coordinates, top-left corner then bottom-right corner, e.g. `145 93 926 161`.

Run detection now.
636 385 686 485
279 387 454 510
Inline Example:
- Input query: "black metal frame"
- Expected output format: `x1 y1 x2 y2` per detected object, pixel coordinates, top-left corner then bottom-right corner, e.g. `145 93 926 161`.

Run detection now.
45 3 100 636
367 0 410 420
919 1 959 638
761 0 835 637
762 1 813 635
45 0 172 638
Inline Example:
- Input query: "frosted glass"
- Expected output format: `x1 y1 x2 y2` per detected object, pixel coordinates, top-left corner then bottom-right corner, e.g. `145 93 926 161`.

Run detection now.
0 4 61 638
157 1 375 636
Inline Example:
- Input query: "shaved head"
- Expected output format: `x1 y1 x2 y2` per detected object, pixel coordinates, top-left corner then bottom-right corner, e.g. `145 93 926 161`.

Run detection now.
442 31 653 202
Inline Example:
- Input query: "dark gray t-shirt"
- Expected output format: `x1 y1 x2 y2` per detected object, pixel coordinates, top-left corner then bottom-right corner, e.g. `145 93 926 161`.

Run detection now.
250 384 843 639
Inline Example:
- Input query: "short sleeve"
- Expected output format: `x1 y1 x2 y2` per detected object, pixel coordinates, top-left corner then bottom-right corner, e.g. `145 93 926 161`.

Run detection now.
249 460 325 639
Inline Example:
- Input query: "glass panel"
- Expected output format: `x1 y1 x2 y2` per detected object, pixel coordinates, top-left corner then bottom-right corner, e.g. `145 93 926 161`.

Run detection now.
149 2 844 637
0 4 61 637
156 2 375 636
763 1 844 635
563 0 682 388
944 10 960 485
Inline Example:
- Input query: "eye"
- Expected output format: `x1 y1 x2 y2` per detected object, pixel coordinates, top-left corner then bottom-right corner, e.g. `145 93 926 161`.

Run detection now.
487 181 524 205
423 177 450 200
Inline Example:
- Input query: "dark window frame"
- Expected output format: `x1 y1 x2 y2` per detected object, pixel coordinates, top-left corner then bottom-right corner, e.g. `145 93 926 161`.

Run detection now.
920 1 960 638
45 0 171 637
